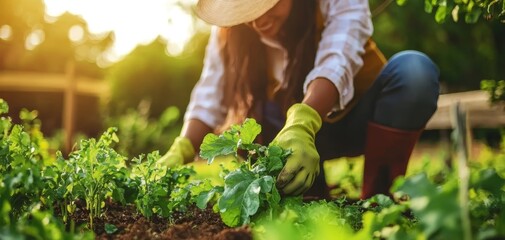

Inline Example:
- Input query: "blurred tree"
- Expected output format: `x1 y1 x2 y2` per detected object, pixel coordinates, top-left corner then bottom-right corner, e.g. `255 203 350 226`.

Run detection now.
398 0 505 24
31 12 113 78
103 32 209 120
0 0 46 70
0 0 112 77
370 0 505 92
0 0 113 140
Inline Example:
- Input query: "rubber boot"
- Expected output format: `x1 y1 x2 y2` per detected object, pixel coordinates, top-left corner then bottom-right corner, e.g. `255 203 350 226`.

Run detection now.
360 121 423 199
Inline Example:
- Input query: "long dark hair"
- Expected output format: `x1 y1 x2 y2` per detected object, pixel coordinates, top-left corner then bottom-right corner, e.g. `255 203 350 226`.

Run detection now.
218 0 318 132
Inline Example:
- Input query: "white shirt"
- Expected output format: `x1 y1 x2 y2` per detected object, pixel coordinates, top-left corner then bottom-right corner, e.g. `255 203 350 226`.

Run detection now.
184 0 373 129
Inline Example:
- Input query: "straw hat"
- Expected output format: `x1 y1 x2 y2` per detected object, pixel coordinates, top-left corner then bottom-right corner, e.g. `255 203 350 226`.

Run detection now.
195 0 280 27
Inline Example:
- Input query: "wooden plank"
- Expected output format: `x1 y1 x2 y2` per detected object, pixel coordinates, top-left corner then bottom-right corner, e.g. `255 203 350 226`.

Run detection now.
63 62 76 155
0 71 107 96
426 90 505 129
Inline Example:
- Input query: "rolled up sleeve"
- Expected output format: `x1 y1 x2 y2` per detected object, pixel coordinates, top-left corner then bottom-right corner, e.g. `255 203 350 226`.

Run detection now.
184 26 226 129
304 0 373 111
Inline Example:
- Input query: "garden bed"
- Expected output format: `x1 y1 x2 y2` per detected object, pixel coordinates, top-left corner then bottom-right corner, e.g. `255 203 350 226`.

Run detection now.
1 99 505 240
78 202 251 240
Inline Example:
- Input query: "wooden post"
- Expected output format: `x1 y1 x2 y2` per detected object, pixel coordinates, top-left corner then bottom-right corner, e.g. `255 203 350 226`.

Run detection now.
450 102 472 240
63 61 76 156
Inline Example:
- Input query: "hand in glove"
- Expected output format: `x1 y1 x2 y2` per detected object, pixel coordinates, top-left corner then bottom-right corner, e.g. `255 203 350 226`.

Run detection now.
271 103 322 196
157 136 195 168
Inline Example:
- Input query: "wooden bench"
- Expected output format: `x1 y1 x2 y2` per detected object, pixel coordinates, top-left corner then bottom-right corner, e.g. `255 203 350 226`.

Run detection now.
425 90 505 164
426 90 505 130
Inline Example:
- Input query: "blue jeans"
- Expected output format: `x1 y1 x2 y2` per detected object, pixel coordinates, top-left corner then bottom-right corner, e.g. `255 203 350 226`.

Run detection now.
263 50 440 160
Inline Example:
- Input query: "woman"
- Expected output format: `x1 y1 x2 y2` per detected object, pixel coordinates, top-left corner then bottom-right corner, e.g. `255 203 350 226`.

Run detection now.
159 0 440 199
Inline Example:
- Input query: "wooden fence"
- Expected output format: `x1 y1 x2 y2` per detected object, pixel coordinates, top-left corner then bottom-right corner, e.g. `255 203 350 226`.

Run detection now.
0 65 107 154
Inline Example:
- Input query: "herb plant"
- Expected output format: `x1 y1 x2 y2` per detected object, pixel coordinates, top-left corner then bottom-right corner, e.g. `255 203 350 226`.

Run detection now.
61 128 128 228
131 151 195 219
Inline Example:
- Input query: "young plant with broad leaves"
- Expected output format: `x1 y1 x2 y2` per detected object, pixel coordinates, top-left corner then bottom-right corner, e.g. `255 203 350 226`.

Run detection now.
198 118 293 227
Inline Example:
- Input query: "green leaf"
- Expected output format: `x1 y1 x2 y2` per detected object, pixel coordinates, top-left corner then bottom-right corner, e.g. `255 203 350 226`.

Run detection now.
104 223 118 234
268 186 282 209
199 134 237 164
243 179 262 216
159 106 180 127
397 173 462 239
465 8 482 23
219 170 254 206
435 5 448 23
265 145 290 175
502 0 505 16
452 5 460 22
196 187 222 209
471 168 505 195
425 0 434 13
267 145 282 157
220 206 241 227
266 156 283 175
200 118 263 164
239 118 261 144
258 176 274 193
19 109 38 121
396 0 408 6
0 199 12 226
0 99 9 114
112 187 126 205
218 168 272 226
362 194 394 210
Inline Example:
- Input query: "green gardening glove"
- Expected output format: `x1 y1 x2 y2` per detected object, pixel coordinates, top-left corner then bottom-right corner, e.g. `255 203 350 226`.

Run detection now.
272 103 322 196
157 136 195 168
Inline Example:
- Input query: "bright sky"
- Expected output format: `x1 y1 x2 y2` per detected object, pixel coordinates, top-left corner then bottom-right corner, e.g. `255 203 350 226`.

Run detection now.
43 0 202 64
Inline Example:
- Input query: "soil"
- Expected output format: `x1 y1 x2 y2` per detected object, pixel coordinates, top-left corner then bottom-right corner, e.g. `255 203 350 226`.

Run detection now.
66 200 252 240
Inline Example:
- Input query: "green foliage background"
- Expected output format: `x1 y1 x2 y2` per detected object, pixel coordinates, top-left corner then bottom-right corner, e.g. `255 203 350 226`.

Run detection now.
370 0 505 91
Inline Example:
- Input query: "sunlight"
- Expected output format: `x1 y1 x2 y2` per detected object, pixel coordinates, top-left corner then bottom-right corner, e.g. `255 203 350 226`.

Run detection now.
43 0 199 62
0 25 13 41
163 6 194 56
25 29 45 51
68 25 84 43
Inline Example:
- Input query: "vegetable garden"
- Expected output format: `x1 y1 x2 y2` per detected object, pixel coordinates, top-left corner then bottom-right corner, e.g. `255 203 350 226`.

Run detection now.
1 98 505 240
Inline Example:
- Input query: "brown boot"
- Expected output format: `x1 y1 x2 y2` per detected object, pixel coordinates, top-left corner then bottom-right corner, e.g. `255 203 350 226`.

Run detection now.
360 122 423 199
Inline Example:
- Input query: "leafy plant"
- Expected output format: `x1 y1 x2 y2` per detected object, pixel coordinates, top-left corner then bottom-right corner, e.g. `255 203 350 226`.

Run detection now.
41 159 78 224
481 79 505 103
199 118 293 227
104 102 181 159
0 99 94 238
253 198 363 240
0 99 53 218
0 205 94 240
397 0 505 23
61 128 128 229
391 166 505 240
131 151 195 219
